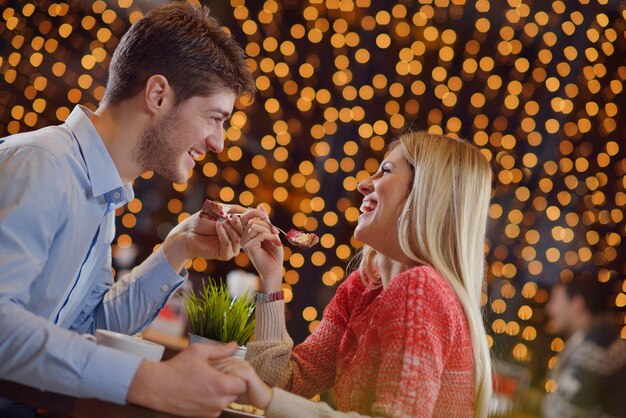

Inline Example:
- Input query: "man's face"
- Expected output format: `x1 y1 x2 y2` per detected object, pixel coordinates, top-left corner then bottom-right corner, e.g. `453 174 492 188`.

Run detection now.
546 284 576 335
134 88 237 184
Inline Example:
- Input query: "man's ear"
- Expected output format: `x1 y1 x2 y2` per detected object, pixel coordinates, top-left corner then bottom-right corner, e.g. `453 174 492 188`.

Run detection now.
144 74 174 115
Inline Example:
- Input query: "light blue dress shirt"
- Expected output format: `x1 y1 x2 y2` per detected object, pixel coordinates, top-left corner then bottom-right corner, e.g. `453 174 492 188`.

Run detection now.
0 106 186 406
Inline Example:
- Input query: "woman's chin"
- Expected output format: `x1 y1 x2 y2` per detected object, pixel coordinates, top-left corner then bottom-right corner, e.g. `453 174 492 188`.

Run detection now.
353 225 370 246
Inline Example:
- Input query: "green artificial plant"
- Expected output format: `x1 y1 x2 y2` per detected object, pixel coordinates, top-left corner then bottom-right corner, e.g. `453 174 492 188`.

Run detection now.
182 278 256 346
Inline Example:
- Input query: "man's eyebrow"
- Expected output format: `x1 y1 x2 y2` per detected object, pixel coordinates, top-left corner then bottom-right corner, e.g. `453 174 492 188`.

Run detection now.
206 109 231 118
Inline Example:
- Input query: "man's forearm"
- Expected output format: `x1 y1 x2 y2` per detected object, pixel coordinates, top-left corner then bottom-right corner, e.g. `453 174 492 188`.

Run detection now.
0 300 141 403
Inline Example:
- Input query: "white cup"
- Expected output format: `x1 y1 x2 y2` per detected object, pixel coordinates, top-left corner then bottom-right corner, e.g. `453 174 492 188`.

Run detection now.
89 329 165 362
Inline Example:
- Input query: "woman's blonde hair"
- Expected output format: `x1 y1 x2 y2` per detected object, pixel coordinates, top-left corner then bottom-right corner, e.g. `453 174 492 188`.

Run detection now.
357 131 493 417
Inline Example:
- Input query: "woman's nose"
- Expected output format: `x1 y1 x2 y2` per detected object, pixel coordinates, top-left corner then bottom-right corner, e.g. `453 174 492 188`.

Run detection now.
357 177 373 195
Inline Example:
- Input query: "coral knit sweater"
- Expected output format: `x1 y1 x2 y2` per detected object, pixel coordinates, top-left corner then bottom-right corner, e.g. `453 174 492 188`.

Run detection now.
247 265 476 418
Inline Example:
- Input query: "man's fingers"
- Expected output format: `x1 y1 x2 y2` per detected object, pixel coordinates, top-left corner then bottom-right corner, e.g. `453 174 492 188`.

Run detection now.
221 221 241 254
215 223 237 259
228 216 246 235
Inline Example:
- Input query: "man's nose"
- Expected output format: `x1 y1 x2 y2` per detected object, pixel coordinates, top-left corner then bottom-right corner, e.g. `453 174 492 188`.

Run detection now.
206 129 225 154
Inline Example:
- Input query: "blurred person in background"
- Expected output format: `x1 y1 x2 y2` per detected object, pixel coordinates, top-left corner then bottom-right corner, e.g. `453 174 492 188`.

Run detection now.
214 131 494 418
0 3 259 417
542 272 626 418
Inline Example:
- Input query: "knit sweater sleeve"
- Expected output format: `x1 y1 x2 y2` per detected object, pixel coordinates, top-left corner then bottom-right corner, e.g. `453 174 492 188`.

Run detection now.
266 388 380 418
247 271 365 398
370 267 462 417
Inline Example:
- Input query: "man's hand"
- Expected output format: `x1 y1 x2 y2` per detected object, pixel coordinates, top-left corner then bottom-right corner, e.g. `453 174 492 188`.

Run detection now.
162 203 247 272
127 342 246 418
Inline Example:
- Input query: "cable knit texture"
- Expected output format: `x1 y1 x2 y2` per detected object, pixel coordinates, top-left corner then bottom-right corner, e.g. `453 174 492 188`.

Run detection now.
246 265 475 417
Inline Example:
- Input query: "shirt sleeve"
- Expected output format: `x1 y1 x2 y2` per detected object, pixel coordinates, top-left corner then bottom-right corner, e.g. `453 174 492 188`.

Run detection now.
0 144 141 404
70 245 186 335
247 272 365 398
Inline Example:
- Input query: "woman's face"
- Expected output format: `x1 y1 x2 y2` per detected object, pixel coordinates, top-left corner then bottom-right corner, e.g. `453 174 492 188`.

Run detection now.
354 145 413 259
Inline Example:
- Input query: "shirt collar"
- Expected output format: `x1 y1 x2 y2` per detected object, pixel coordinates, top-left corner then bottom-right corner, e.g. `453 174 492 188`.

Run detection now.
65 105 132 206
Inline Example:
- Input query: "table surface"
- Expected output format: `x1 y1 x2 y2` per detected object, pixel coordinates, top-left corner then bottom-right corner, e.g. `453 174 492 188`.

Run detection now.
0 380 249 418
0 330 249 418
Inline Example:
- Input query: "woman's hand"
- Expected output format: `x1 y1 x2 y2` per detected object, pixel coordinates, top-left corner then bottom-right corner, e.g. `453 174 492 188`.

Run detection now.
210 357 273 410
239 205 284 293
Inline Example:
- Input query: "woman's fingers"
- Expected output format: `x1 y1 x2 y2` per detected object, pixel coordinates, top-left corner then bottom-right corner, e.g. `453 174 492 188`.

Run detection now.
240 207 270 226
243 221 268 241
210 357 249 377
244 230 282 248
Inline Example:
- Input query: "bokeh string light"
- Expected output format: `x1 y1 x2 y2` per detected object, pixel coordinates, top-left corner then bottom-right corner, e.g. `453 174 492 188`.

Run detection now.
0 0 624 392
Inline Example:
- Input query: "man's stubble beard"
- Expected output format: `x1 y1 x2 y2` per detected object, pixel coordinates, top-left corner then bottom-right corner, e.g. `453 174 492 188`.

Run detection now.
133 110 182 182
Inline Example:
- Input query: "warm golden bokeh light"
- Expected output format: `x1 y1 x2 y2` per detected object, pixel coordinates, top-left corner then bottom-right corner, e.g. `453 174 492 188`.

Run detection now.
0 0 624 388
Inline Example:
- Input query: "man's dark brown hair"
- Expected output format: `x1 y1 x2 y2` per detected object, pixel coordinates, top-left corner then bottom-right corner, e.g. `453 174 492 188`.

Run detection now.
103 1 255 105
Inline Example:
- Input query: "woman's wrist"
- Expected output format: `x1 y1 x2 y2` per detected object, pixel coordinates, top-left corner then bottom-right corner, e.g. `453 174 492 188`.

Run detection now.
258 386 273 410
258 274 282 293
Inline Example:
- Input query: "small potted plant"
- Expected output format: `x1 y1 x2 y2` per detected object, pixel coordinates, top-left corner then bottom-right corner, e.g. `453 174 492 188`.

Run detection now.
182 278 256 359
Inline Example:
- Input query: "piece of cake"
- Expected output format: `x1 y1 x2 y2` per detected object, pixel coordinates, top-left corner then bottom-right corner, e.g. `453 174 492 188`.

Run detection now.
199 199 230 222
285 228 319 248
228 402 265 416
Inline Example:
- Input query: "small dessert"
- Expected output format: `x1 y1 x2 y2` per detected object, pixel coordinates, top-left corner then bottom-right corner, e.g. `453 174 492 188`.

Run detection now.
228 402 265 416
199 199 230 222
285 228 319 248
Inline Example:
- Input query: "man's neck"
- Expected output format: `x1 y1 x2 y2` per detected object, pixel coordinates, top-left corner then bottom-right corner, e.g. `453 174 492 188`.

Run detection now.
90 100 147 183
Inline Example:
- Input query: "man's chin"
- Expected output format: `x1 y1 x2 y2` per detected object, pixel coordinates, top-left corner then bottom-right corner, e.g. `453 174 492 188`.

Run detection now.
155 169 187 184
172 174 188 184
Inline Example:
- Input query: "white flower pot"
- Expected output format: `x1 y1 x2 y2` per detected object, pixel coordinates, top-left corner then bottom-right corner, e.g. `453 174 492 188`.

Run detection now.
188 333 247 359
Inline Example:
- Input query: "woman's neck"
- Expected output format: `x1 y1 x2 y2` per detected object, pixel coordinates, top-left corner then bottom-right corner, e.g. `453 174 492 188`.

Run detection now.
377 255 415 289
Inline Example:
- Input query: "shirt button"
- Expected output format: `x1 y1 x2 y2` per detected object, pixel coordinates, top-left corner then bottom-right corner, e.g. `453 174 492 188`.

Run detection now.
113 192 121 199
160 285 169 292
